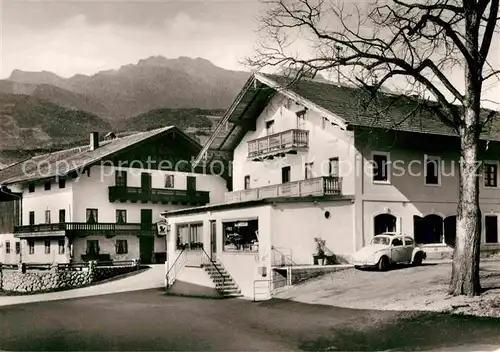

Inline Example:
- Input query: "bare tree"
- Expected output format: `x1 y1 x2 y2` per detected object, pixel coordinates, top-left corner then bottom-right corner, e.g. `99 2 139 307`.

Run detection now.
248 0 500 296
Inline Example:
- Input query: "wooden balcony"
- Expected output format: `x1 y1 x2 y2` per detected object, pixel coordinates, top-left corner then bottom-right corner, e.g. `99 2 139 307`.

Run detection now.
247 129 309 160
109 186 210 205
225 176 342 203
14 222 157 237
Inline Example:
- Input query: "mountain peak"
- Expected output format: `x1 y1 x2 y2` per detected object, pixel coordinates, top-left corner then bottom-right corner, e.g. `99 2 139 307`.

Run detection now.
8 69 65 85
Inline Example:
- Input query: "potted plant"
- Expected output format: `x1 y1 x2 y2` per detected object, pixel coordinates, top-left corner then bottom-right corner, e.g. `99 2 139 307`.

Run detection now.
313 237 326 265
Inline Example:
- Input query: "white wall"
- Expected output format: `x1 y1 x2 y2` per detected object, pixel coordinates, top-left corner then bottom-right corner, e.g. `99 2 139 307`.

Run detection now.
71 165 228 224
232 93 355 195
271 200 354 264
21 180 73 225
0 233 19 264
165 204 273 298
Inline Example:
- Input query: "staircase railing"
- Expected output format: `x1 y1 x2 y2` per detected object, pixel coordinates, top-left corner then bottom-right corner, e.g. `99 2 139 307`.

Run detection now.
199 248 226 291
165 249 187 288
271 246 296 267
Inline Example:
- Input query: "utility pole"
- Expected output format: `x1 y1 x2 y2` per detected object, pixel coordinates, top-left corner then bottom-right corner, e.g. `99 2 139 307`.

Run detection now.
335 45 343 84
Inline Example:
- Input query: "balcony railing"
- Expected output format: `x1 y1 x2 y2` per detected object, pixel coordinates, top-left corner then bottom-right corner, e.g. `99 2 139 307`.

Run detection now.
225 176 342 203
109 186 210 205
248 129 309 160
14 222 157 235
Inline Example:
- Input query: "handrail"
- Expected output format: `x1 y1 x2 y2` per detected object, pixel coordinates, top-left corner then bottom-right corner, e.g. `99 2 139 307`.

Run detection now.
200 248 226 291
165 248 187 288
271 246 296 267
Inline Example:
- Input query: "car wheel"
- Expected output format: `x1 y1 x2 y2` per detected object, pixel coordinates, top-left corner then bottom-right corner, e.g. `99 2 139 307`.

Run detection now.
377 256 390 271
413 252 423 266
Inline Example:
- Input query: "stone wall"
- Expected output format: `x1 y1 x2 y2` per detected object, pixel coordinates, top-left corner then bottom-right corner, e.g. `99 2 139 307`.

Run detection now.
0 264 140 293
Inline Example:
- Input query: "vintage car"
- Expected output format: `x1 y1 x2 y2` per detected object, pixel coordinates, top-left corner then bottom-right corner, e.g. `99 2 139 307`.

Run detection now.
352 232 426 271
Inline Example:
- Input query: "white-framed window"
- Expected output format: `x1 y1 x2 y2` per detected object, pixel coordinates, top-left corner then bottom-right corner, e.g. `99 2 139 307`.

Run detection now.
485 215 499 244
45 210 51 224
483 161 498 188
165 174 175 188
424 155 441 186
265 120 275 135
371 151 390 183
44 240 51 254
297 112 306 129
115 240 128 254
305 162 314 180
329 157 339 177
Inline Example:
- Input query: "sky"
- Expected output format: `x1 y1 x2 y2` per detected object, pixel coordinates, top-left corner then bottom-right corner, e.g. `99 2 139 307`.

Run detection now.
0 0 267 78
0 0 499 107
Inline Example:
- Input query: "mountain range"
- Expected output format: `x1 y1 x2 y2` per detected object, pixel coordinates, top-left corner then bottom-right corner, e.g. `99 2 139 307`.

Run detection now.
3 56 249 121
0 56 250 166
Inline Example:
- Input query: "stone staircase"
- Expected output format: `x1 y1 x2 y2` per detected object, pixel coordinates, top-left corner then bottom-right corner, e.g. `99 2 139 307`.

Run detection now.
201 261 242 298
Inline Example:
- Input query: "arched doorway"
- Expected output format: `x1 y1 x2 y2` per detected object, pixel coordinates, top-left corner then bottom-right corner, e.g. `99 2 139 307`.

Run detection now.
374 214 397 235
413 214 444 244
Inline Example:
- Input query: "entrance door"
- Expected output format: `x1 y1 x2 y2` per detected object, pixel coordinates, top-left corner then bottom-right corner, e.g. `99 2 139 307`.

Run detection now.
210 220 217 260
140 209 154 264
187 176 196 195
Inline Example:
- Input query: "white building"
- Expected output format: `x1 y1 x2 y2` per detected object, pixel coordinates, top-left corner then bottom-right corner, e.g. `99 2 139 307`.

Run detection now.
0 126 227 265
162 73 500 299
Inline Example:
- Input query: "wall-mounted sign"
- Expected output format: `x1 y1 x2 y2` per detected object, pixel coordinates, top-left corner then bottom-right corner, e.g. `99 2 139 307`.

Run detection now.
157 221 168 236
235 222 248 227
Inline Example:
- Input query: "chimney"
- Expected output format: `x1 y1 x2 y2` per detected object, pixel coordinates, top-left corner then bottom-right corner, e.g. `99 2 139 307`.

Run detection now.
90 132 99 151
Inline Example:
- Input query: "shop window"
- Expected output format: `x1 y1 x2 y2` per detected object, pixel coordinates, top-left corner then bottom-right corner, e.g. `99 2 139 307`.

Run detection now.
176 223 203 250
223 220 259 252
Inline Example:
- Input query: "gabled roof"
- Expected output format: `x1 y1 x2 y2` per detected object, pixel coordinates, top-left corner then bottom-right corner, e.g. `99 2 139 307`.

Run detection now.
194 72 500 166
0 126 201 185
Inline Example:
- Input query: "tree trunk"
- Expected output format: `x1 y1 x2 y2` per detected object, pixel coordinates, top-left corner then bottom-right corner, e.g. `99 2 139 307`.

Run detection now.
448 108 482 296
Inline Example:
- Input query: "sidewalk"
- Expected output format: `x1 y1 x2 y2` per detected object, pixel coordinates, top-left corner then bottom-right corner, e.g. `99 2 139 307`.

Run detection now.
0 264 165 307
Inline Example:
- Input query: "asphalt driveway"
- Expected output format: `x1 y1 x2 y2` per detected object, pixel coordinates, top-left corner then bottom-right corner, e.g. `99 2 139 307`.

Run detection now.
1 288 500 351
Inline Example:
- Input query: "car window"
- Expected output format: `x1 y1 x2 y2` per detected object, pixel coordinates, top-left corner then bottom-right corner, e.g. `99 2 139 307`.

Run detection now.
391 238 403 246
371 236 390 245
404 237 414 246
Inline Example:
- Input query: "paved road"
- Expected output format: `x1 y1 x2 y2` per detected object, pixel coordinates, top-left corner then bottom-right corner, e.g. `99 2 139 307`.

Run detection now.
1 289 500 351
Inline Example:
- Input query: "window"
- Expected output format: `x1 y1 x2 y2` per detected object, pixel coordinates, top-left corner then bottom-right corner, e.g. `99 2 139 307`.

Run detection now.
484 163 498 187
116 210 127 224
28 240 35 255
321 116 328 130
58 240 65 254
329 157 339 177
305 162 314 180
115 240 128 254
297 111 306 128
44 182 51 191
29 211 35 225
391 238 403 246
265 120 275 135
414 214 444 244
15 242 20 254
404 237 414 246
59 209 66 223
86 240 100 255
86 209 98 224
244 175 250 190
165 174 175 188
485 215 498 243
372 152 390 183
45 210 51 224
5 241 10 254
28 184 35 193
424 155 441 185
44 240 51 254
176 223 204 250
223 219 259 252
58 179 66 189
282 166 291 183
115 170 127 187
374 214 397 235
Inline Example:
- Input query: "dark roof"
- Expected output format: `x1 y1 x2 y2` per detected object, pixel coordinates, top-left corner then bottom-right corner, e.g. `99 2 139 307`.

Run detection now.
196 73 500 161
0 126 200 185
